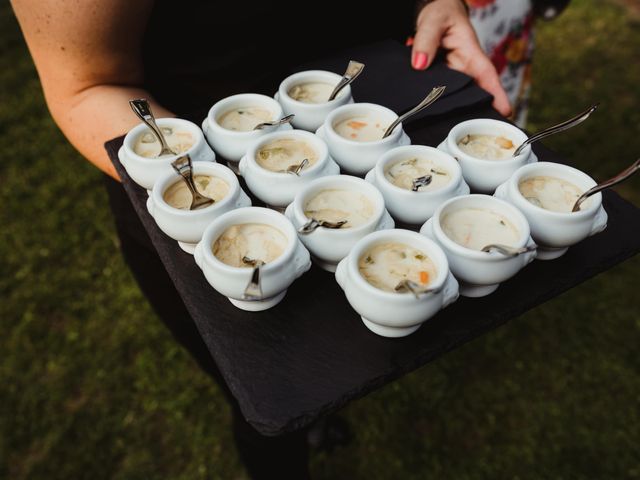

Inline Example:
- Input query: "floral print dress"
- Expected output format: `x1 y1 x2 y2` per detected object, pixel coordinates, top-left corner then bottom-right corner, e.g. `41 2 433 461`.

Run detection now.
466 0 534 126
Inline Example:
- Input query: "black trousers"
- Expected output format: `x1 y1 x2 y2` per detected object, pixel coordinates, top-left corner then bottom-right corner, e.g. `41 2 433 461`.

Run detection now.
104 176 310 479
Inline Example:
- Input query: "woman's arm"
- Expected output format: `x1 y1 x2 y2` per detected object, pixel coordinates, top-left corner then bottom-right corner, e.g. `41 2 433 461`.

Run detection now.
10 0 173 180
410 0 512 117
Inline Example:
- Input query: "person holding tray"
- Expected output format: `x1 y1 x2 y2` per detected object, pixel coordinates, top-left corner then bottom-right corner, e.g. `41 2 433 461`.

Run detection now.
10 0 570 477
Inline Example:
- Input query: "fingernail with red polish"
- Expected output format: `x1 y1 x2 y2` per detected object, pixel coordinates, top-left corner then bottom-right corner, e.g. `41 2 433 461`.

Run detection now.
412 52 428 70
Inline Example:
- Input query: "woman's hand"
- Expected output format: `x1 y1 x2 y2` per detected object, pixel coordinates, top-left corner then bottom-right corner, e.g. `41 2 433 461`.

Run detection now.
410 0 512 116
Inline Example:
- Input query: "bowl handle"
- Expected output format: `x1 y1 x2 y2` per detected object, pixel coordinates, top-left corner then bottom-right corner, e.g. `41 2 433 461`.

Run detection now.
193 241 204 269
419 217 436 240
238 155 248 177
364 168 376 186
334 257 348 290
293 241 312 277
146 195 154 216
375 209 395 231
455 178 471 197
235 189 252 209
522 237 538 265
201 118 209 134
117 146 128 168
590 206 608 236
442 272 460 308
493 181 509 200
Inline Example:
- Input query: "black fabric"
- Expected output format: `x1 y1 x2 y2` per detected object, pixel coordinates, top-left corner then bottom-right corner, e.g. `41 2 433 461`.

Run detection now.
142 0 415 119
108 43 640 437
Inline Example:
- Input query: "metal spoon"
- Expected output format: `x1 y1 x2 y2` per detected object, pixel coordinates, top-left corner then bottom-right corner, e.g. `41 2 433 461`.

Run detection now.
382 85 446 139
283 158 309 176
253 114 295 130
513 104 598 157
394 279 434 299
170 154 215 210
481 243 537 257
412 175 432 192
572 158 640 212
242 256 265 301
328 60 365 102
129 98 176 156
298 218 348 234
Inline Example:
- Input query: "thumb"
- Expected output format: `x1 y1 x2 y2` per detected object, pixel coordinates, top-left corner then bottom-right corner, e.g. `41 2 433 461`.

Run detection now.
411 14 447 70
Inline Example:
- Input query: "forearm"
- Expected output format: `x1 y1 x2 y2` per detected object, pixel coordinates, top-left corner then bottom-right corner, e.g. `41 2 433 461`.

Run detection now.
50 84 173 180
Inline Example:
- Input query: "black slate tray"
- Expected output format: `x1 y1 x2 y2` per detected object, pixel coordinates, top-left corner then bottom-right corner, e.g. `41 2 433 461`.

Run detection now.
105 44 640 436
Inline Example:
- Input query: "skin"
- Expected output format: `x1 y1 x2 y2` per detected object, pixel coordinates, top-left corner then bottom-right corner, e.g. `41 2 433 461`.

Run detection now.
11 0 510 180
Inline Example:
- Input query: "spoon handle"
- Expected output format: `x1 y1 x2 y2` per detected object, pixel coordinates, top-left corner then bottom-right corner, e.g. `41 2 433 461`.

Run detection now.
328 60 365 101
129 99 175 155
572 158 640 212
253 114 295 130
513 104 598 156
383 85 446 139
171 154 214 210
481 243 537 257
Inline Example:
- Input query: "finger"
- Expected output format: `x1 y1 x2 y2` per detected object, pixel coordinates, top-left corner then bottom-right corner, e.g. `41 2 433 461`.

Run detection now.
466 52 512 116
411 13 448 70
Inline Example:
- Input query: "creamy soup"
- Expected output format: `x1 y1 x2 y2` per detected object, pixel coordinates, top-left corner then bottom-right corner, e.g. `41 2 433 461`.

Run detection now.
163 175 230 210
441 208 520 251
358 242 437 293
384 157 452 191
457 134 517 160
334 116 387 142
518 175 587 213
256 138 318 172
212 223 288 268
288 82 335 103
134 127 195 158
218 107 273 132
304 189 375 228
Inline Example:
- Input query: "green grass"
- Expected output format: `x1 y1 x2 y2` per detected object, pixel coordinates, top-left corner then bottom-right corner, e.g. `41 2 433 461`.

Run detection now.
1 0 638 478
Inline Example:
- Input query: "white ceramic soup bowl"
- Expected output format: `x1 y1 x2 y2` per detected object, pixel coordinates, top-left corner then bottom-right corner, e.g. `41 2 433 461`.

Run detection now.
194 207 311 311
146 162 251 254
365 145 470 226
275 70 354 131
494 161 608 260
238 129 340 209
420 194 537 298
284 174 395 272
119 118 216 191
438 118 538 193
202 93 292 170
335 229 459 338
316 102 411 176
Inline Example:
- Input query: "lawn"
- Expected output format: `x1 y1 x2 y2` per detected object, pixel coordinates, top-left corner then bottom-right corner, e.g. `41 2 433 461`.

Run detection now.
1 0 638 478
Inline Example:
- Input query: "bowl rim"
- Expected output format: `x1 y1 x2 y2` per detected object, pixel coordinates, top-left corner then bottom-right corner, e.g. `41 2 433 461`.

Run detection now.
201 207 298 274
244 129 329 179
506 161 602 218
323 102 403 147
278 70 351 107
374 145 463 197
123 118 205 164
446 118 531 166
292 174 386 236
431 194 532 260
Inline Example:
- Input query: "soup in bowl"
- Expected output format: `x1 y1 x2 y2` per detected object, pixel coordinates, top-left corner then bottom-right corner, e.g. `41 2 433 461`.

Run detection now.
202 93 290 170
420 194 537 297
238 129 340 209
335 229 459 337
194 207 311 311
146 162 251 253
365 145 470 225
494 161 607 260
284 174 395 271
438 118 537 193
317 103 411 176
276 70 354 131
120 117 216 191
